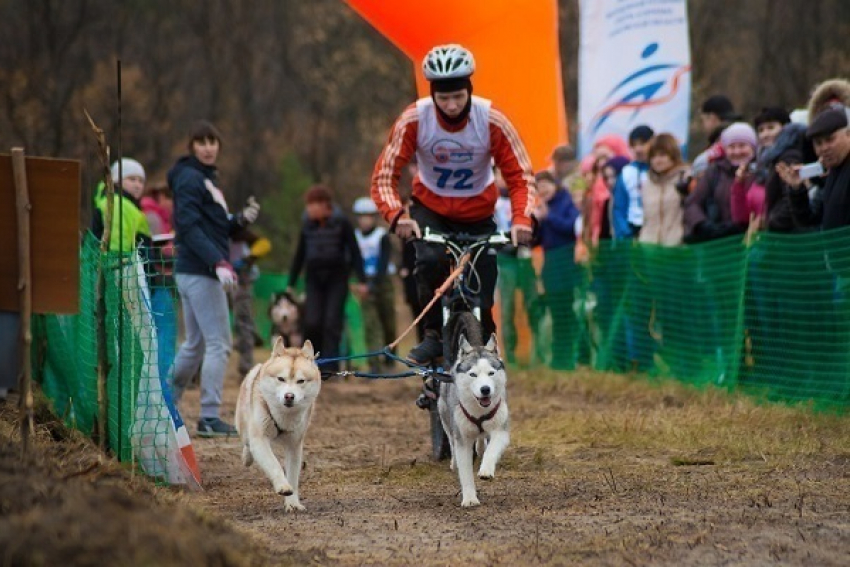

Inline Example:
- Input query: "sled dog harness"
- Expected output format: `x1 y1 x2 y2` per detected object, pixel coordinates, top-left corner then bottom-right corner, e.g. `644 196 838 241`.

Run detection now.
459 398 502 434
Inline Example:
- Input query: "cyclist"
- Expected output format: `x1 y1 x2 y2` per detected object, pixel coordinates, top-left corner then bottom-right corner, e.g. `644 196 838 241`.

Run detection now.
370 43 536 365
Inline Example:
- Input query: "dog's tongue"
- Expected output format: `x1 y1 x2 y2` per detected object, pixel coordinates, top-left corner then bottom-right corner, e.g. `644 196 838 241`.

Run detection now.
478 396 491 408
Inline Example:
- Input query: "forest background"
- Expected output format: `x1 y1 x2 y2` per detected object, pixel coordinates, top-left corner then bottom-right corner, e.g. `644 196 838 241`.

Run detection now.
1 0 848 267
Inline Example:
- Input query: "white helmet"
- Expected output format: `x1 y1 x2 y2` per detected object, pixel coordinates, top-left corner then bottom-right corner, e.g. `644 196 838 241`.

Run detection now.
422 44 475 81
353 197 378 215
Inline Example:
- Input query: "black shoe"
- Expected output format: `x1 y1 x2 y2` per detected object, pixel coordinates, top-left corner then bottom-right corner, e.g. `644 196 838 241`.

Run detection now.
415 377 439 409
197 417 237 438
408 331 443 365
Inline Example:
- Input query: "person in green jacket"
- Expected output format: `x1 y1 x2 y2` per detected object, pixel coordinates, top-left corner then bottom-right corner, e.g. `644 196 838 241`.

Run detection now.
92 158 151 252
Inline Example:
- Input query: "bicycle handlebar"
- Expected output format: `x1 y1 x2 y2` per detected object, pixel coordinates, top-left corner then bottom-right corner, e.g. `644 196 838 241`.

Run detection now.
421 228 511 247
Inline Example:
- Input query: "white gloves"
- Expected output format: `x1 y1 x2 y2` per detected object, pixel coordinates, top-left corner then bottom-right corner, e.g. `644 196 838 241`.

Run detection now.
215 261 238 291
242 196 260 224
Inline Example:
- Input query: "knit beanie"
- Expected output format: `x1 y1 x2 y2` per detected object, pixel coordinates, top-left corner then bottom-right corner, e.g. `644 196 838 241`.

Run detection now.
719 122 757 151
110 158 145 183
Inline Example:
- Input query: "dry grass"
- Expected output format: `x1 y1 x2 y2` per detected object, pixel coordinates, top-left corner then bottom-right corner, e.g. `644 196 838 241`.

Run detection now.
512 367 850 466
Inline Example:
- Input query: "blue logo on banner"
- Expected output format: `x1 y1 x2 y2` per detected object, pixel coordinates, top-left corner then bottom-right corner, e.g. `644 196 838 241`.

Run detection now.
590 42 691 135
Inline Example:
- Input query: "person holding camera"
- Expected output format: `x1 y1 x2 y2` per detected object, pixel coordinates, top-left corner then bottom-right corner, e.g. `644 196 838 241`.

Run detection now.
780 106 850 230
683 122 756 243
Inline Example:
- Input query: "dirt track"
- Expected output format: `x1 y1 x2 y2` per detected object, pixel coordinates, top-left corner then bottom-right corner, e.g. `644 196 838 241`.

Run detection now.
182 362 850 567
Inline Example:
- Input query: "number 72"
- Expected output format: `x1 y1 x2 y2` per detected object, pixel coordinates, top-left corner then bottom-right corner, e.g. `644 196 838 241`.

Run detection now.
434 167 474 190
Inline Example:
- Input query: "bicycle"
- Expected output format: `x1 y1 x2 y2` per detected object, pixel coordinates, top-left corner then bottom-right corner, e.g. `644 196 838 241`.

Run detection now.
413 227 511 460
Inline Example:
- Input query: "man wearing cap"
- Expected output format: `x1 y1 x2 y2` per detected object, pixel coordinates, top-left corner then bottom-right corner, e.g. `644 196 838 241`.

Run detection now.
780 106 850 229
611 125 654 239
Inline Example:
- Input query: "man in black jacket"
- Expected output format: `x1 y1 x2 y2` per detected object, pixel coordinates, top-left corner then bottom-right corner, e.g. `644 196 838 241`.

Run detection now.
781 106 850 230
287 185 367 372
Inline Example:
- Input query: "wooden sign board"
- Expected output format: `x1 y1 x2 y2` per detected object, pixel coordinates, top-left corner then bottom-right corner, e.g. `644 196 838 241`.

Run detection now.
0 155 81 314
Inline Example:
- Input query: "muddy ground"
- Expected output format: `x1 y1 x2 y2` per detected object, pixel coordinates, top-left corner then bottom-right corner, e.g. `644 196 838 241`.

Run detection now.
181 361 850 567
3 358 849 566
0 397 278 567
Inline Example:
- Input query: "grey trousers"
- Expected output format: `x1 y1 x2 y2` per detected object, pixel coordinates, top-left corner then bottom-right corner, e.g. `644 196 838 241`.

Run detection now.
172 273 232 419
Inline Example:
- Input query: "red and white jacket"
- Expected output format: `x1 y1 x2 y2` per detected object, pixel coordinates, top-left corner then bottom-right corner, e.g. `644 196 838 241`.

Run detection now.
371 95 535 227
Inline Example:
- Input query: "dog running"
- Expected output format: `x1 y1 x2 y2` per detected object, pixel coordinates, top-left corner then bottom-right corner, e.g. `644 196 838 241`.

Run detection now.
438 334 510 507
235 338 321 512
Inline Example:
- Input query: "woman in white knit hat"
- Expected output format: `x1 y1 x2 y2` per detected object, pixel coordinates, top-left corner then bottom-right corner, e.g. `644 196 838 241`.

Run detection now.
91 157 151 252
683 123 756 243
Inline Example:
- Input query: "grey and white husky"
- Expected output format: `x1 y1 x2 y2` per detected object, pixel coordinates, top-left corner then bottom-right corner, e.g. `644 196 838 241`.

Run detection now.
438 333 510 507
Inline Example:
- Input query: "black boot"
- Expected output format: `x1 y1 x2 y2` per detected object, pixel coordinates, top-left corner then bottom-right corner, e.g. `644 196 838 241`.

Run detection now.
407 330 443 365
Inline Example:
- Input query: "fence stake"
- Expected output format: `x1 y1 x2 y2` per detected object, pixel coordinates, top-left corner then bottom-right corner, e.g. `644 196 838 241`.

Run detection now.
12 147 34 455
84 110 113 451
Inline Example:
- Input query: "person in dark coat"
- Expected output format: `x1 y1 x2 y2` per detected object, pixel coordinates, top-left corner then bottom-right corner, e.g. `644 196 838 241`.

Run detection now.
287 185 368 372
781 107 850 230
534 170 581 370
684 123 756 243
169 120 261 437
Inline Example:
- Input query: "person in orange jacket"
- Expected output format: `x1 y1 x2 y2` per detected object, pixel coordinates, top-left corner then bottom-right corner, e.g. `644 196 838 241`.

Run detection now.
370 44 536 365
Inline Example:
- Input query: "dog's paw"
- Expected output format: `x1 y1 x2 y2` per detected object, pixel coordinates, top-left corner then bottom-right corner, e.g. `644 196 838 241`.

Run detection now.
461 496 481 508
274 482 294 497
477 470 495 481
283 498 305 513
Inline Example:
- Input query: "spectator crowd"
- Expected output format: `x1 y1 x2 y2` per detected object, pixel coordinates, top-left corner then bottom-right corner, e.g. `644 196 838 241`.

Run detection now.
90 76 850 432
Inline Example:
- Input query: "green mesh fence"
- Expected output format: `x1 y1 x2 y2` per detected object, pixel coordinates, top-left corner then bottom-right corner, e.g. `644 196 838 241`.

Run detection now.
34 233 185 481
500 229 850 411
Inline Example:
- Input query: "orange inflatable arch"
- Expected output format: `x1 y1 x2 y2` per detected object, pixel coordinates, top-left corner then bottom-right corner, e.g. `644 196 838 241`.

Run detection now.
345 0 567 171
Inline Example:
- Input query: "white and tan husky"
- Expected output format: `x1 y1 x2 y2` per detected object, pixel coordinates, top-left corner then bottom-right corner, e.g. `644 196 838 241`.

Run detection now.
235 339 321 512
439 334 510 507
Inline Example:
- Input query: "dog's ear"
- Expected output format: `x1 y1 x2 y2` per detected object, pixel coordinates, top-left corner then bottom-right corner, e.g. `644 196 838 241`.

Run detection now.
272 335 286 356
459 334 474 354
300 340 315 359
484 333 499 355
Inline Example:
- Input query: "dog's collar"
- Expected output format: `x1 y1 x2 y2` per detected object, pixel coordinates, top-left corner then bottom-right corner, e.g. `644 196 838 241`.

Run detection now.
459 398 501 434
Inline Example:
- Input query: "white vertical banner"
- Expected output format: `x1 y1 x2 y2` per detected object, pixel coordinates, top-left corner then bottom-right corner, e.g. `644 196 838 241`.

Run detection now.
578 0 691 155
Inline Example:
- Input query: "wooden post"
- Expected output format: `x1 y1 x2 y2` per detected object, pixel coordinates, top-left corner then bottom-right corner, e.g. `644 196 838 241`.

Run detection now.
12 147 34 454
84 110 113 450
